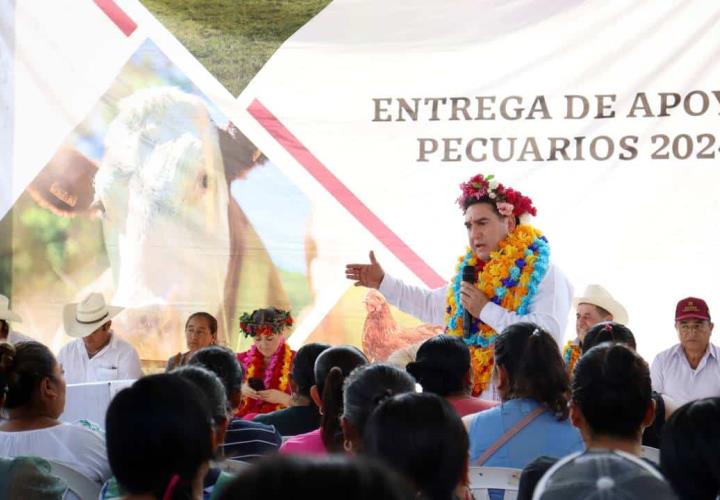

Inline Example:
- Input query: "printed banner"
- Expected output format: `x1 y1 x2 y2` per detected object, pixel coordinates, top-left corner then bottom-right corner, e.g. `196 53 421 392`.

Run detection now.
2 0 719 364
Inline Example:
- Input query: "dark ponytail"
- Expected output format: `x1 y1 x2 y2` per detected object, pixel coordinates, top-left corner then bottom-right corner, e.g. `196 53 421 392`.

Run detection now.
495 322 569 419
313 346 368 452
321 367 347 452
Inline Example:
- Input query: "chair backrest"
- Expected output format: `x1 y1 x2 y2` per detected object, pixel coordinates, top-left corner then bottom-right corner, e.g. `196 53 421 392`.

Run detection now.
468 466 522 500
641 445 660 464
46 459 101 500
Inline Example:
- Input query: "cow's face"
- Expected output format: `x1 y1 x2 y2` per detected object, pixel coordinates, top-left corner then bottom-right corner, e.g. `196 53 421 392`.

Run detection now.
92 89 231 355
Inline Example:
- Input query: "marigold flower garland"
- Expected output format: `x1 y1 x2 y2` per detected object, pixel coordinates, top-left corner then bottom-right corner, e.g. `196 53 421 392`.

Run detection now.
445 224 550 395
237 340 295 416
562 341 581 375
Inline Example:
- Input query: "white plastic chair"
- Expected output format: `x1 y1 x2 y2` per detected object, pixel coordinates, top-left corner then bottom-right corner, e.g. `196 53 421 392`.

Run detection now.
46 459 101 500
641 445 660 464
468 466 522 500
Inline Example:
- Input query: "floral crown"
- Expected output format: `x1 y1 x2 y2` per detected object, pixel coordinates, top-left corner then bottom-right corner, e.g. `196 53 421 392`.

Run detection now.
457 173 537 218
239 308 293 337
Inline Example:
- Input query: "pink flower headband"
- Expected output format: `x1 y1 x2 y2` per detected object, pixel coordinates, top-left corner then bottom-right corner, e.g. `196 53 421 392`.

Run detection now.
457 173 537 218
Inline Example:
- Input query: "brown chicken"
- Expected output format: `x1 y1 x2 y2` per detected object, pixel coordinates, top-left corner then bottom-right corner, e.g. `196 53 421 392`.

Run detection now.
362 289 444 362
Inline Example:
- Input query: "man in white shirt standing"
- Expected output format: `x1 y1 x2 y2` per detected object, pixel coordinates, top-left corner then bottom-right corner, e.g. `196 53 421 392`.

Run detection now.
346 173 573 398
0 295 34 344
651 297 720 405
57 292 143 383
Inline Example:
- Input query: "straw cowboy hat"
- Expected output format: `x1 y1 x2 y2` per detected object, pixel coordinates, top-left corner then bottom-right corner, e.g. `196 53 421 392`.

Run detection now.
573 284 629 325
0 295 22 322
63 292 124 338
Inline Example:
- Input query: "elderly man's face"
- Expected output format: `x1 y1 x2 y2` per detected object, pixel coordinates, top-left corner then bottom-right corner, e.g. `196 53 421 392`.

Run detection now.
676 319 713 354
464 203 514 262
576 304 612 341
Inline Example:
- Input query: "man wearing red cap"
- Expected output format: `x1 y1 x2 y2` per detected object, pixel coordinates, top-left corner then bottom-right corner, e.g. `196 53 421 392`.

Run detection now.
650 297 720 405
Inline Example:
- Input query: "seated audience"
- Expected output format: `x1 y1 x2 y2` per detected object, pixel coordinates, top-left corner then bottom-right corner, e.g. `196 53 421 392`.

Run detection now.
254 342 330 436
661 397 720 500
363 392 469 500
166 312 218 371
580 321 676 447
0 344 67 499
463 323 582 472
0 294 34 344
0 341 110 483
340 363 416 453
187 346 282 461
406 335 497 417
236 308 296 418
532 449 677 500
281 345 368 454
651 297 720 405
106 374 214 500
172 366 233 498
517 342 656 500
102 366 233 499
57 293 142 384
217 455 415 500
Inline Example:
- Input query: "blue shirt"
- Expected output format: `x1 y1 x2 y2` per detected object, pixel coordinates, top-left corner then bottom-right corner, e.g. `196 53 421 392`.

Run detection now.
468 399 583 500
468 398 583 467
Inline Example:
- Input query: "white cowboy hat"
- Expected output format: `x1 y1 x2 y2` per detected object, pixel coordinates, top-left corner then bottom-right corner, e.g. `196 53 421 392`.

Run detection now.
0 295 22 322
573 284 629 325
63 292 124 338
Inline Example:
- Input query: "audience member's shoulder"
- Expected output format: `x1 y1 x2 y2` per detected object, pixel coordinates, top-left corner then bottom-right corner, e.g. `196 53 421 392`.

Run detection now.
113 334 138 350
228 418 281 437
61 420 105 441
56 339 79 355
652 344 680 362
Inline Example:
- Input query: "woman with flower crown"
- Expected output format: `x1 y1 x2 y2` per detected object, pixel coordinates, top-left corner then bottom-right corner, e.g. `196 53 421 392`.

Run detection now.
236 308 296 418
345 173 573 400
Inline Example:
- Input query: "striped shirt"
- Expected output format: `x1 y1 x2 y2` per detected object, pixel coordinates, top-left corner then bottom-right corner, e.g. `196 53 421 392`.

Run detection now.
222 418 282 461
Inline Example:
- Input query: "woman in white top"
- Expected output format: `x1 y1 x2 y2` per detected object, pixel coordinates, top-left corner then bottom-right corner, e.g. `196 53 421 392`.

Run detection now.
0 341 110 483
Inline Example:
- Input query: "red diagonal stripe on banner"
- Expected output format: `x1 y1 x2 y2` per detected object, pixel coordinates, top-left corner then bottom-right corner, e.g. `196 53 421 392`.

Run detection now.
94 0 137 36
248 99 445 289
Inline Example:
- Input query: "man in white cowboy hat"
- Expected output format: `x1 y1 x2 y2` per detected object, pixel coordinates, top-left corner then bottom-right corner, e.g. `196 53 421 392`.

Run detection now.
57 292 143 384
0 294 34 344
575 284 629 341
562 284 628 372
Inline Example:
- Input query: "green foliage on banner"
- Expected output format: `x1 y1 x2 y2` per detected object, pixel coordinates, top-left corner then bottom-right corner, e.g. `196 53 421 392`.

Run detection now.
143 0 331 96
11 193 108 298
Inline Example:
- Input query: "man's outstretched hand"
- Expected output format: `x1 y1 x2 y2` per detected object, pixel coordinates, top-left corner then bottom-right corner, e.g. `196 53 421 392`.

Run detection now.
345 250 385 289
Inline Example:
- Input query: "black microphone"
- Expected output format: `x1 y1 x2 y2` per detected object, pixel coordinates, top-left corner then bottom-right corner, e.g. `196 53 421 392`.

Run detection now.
462 265 476 338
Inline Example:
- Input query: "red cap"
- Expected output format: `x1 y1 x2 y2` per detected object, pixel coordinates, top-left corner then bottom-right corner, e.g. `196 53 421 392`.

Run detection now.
675 297 711 321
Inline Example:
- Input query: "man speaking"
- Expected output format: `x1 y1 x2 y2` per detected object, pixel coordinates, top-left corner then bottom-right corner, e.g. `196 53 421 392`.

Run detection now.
346 173 572 398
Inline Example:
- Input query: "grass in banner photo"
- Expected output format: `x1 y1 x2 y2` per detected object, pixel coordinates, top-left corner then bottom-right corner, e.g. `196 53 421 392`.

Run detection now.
143 0 331 96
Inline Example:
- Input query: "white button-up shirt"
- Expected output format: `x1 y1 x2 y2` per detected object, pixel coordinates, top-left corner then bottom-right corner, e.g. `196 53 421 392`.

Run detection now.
57 333 143 384
650 343 720 405
378 262 573 347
